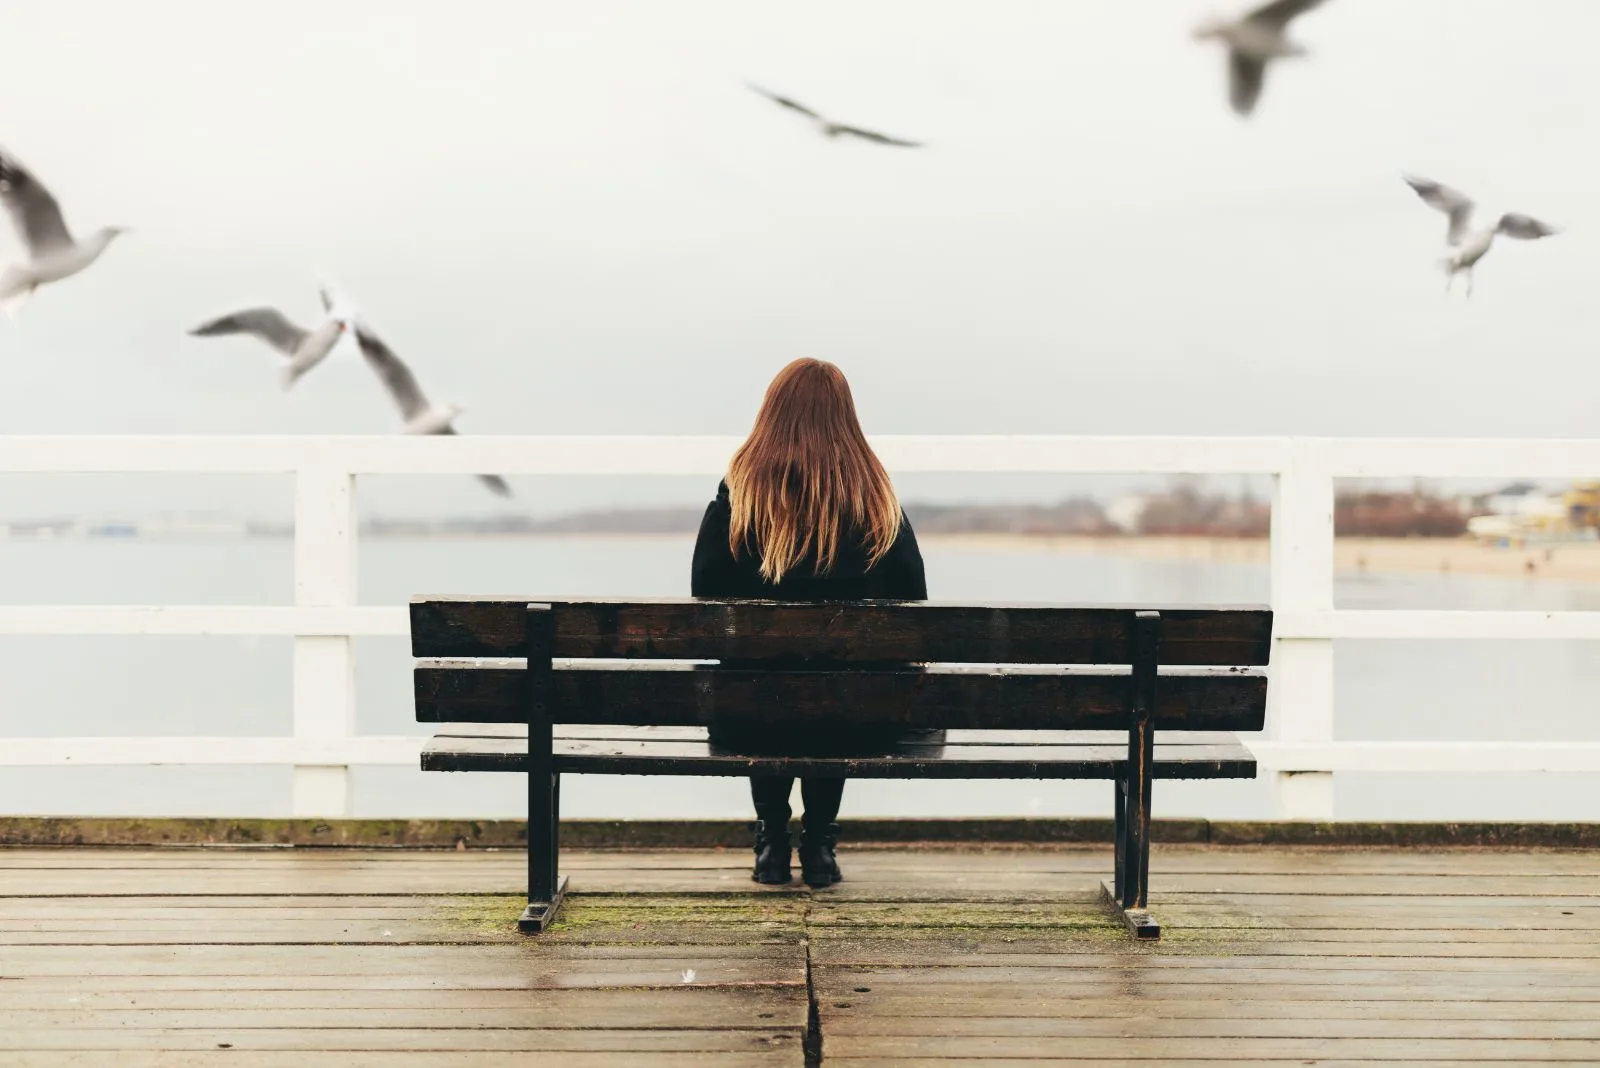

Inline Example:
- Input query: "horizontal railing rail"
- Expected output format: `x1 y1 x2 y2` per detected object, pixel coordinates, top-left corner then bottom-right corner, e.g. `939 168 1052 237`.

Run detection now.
3 434 1598 819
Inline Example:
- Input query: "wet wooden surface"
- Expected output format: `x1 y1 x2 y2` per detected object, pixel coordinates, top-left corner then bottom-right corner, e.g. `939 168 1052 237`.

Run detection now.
2 843 1598 1064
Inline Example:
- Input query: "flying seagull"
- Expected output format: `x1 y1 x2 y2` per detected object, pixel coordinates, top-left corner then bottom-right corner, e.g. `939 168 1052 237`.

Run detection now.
746 84 923 147
1192 0 1331 117
188 289 350 389
0 149 128 317
352 322 511 498
1402 175 1559 297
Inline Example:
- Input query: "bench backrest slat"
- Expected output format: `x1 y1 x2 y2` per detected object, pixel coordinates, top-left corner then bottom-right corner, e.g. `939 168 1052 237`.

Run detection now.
415 662 1266 731
411 598 1271 736
411 599 1272 666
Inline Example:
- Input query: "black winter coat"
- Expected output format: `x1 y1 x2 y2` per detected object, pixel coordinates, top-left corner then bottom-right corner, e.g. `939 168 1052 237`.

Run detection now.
690 481 934 757
691 482 927 601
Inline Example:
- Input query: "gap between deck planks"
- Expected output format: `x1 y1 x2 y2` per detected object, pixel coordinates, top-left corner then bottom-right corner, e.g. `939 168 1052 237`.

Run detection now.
1 845 1597 1064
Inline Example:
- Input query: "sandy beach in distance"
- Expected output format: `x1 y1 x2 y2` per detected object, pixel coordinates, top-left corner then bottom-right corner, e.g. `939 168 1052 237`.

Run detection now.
366 530 1600 583
917 533 1600 583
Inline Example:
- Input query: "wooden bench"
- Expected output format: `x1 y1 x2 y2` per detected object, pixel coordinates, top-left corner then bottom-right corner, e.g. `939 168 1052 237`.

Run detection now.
411 597 1271 939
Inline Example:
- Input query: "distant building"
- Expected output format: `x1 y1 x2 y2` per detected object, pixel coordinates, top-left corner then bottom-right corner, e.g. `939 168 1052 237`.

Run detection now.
1465 481 1587 543
1484 483 1554 519
1105 496 1148 534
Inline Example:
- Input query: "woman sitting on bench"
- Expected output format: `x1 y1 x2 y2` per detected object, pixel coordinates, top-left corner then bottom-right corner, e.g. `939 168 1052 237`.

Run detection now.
691 357 927 888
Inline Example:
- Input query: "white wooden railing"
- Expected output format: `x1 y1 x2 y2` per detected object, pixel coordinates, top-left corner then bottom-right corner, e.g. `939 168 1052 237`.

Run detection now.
3 434 1600 821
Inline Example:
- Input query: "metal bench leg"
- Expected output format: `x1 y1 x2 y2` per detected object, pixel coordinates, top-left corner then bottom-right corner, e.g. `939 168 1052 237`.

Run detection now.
1102 774 1161 939
1101 611 1162 940
521 769 567 933
1112 776 1127 902
1102 755 1160 939
521 603 567 934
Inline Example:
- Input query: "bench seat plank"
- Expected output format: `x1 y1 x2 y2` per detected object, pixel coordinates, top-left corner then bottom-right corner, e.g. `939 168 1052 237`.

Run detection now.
421 726 1256 779
435 723 1249 747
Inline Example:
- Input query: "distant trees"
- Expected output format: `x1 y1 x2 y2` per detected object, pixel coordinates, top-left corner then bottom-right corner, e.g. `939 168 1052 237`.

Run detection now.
1132 484 1270 538
344 486 1472 539
903 498 1116 536
1334 491 1468 538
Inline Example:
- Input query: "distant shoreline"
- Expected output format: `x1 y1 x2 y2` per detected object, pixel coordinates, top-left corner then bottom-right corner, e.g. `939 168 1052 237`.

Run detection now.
918 533 1595 583
10 530 1596 583
361 530 1598 583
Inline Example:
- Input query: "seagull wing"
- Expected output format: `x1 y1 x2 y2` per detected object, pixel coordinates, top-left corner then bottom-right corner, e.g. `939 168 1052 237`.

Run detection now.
1402 176 1476 245
747 83 823 121
433 425 513 497
0 150 74 257
1228 51 1268 116
188 309 308 356
1245 0 1329 31
356 326 509 495
835 125 924 148
353 324 431 422
476 473 513 497
1495 213 1558 240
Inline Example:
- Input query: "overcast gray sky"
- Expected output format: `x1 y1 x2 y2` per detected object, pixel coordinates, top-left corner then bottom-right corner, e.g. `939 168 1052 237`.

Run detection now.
0 0 1596 515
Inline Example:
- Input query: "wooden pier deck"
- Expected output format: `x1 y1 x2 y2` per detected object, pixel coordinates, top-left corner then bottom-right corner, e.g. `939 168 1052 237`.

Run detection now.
1 843 1597 1065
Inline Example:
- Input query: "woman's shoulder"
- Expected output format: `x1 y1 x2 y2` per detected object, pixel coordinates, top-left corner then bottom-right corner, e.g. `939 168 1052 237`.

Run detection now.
894 508 919 542
699 482 732 530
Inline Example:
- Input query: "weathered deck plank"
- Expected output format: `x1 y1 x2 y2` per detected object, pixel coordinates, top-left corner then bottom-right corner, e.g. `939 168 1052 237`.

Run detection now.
0 1028 804 1053
825 1036 1600 1060
824 1062 1586 1068
0 844 1595 1064
8 1055 791 1067
7 846 1600 874
818 1017 1600 1038
817 995 1600 1021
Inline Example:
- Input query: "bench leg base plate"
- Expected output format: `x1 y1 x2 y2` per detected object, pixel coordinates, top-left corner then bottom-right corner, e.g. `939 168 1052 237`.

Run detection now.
1100 880 1161 940
518 875 570 934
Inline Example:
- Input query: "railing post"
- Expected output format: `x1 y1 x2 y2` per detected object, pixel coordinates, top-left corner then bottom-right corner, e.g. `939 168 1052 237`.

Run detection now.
291 463 357 818
1269 441 1336 820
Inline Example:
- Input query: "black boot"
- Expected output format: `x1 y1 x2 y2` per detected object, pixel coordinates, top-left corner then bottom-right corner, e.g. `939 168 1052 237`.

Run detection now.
751 803 792 885
799 818 841 888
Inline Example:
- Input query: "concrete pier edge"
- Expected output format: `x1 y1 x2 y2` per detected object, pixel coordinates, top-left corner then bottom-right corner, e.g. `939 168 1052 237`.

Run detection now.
1 817 1597 849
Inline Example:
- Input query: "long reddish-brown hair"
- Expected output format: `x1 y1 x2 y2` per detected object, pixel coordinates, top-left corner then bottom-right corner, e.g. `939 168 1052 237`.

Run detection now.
726 359 901 583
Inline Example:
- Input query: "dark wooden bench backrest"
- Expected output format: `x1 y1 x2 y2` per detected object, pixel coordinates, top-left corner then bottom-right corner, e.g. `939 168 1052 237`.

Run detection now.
413 599 1271 734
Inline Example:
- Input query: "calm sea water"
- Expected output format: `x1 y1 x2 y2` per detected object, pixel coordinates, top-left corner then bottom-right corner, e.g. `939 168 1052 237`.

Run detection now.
3 536 1598 821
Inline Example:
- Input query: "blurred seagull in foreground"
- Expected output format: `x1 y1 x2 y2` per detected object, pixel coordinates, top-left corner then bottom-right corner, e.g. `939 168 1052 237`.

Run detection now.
0 149 128 317
1402 175 1559 297
1192 0 1331 117
189 289 351 389
352 322 511 498
746 84 923 148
